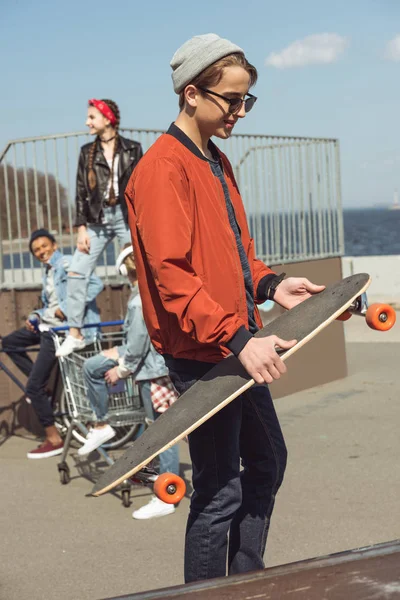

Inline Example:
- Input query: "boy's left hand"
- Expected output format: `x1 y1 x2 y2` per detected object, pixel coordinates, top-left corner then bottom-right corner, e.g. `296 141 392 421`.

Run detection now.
274 277 325 310
105 367 120 385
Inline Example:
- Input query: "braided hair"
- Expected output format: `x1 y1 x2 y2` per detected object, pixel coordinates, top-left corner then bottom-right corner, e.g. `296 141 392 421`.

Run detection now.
87 99 121 205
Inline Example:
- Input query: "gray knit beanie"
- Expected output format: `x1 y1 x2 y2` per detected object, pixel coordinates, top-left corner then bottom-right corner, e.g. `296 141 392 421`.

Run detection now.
170 33 244 94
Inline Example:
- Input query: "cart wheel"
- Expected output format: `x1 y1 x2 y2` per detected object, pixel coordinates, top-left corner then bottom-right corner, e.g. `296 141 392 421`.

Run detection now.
57 461 70 485
122 489 131 508
365 303 396 331
153 473 186 504
337 310 352 322
120 479 131 507
59 467 70 485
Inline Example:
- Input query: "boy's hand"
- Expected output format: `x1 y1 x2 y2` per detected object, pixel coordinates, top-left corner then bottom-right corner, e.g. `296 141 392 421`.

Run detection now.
274 277 325 310
105 367 120 385
238 336 297 385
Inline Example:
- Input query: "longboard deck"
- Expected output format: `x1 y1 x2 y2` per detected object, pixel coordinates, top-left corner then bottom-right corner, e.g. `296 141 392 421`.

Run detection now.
92 273 370 496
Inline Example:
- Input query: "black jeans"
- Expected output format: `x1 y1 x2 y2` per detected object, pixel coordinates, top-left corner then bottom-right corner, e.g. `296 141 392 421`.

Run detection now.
2 328 57 427
166 359 287 583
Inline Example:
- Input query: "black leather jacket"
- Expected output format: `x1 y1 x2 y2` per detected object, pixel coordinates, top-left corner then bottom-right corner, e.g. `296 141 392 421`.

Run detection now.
75 135 143 226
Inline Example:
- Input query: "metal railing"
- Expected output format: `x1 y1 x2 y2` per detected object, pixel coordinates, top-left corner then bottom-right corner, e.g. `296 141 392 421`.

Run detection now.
0 128 344 289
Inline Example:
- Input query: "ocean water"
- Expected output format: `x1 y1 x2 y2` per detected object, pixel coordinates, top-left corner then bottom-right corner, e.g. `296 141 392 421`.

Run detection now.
344 208 400 256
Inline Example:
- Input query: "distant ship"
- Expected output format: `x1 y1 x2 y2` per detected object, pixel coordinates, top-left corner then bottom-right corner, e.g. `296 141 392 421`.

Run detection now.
389 189 400 210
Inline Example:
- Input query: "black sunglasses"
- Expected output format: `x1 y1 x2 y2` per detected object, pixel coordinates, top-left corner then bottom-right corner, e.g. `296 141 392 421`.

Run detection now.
197 87 257 114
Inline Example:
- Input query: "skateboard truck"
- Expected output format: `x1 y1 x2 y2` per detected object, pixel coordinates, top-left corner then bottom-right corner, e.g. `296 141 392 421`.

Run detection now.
130 465 186 504
338 293 396 331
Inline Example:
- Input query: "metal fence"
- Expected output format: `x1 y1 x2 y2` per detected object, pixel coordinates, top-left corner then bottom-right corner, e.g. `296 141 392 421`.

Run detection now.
0 128 344 289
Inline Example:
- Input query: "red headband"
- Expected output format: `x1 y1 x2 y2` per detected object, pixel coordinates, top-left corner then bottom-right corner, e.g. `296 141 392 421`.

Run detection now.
88 99 117 126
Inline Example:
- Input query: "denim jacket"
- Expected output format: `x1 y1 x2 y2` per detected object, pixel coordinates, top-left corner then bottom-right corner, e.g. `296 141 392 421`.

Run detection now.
116 284 168 381
34 250 104 342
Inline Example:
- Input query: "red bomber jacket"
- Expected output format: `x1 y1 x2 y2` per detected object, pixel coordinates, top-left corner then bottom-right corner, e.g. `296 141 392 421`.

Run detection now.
125 124 276 363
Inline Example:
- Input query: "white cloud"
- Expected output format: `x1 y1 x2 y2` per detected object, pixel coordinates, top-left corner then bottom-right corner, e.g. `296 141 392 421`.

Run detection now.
384 35 400 61
265 33 348 69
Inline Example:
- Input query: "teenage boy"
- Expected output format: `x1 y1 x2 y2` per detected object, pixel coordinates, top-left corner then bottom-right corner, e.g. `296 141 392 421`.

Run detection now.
125 34 325 581
1 229 103 459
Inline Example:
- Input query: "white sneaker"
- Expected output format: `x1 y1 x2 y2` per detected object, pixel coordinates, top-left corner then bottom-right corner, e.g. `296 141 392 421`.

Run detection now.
77 425 116 456
56 335 86 357
132 495 175 520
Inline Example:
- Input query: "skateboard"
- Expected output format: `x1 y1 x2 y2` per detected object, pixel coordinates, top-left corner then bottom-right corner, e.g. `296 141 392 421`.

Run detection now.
92 273 396 501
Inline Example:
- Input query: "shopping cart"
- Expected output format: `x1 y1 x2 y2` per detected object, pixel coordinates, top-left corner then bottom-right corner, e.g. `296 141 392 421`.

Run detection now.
0 328 134 446
53 321 146 506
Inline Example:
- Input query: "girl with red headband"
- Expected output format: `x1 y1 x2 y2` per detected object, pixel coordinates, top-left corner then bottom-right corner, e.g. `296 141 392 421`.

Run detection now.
57 99 143 357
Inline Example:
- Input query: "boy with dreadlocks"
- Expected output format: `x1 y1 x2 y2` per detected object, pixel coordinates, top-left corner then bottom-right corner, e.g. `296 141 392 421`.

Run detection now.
57 99 143 357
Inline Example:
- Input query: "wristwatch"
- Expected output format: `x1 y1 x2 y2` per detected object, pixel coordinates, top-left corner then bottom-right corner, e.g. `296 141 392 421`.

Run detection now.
267 272 286 300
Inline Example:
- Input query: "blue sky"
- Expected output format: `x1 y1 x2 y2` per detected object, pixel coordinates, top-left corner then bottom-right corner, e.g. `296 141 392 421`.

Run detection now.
1 0 399 207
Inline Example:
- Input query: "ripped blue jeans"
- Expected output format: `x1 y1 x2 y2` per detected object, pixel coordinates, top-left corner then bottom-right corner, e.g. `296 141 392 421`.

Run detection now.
67 205 130 328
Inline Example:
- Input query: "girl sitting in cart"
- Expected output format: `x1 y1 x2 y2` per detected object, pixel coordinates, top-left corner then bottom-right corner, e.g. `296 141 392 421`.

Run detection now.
79 245 180 519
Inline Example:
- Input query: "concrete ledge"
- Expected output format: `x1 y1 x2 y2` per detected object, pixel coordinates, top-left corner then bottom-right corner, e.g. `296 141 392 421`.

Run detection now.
103 540 400 600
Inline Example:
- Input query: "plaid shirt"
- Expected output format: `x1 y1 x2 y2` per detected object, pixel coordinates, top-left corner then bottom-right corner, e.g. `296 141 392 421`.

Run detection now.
150 376 178 413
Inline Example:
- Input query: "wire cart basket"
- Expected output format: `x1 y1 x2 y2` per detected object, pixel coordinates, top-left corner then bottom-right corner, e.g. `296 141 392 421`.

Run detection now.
54 322 146 506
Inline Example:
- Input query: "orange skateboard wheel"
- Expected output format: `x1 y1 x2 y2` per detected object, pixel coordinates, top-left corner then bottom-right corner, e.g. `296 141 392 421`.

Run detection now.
365 303 396 331
153 472 186 504
337 310 352 322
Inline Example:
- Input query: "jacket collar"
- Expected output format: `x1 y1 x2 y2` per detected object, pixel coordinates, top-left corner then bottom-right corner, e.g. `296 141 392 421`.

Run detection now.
130 282 139 296
127 283 140 306
93 135 135 169
47 249 63 268
166 123 220 164
119 135 135 151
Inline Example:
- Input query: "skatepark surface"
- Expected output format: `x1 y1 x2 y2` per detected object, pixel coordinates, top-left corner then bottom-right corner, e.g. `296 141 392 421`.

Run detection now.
1 316 399 600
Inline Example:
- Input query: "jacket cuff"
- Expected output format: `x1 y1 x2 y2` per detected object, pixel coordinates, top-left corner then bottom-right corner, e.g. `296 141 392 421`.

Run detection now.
75 217 87 227
257 274 279 302
30 311 42 322
225 325 253 356
116 358 131 379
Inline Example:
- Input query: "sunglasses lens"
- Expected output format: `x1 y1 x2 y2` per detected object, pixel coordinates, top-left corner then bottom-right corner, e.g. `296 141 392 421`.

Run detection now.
245 96 257 113
229 99 243 114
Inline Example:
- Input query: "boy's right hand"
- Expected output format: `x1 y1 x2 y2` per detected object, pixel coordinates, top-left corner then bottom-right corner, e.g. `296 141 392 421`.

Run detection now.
25 319 37 332
77 227 91 254
238 336 297 385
